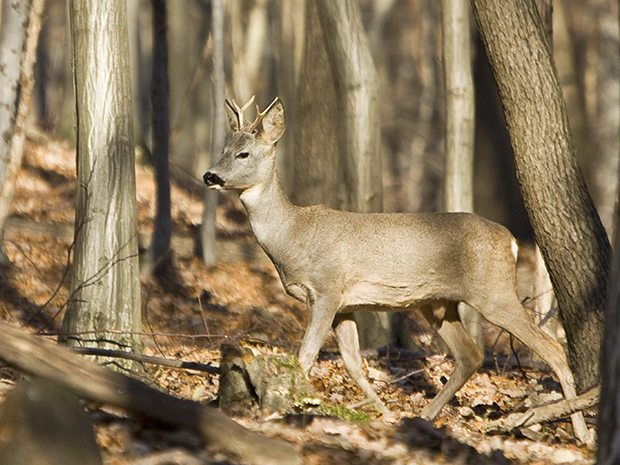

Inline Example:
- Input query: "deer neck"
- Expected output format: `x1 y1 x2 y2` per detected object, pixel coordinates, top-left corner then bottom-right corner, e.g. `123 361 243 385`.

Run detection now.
238 170 299 251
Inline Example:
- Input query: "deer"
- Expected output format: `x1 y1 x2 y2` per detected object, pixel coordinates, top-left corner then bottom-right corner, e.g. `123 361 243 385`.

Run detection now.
203 96 589 442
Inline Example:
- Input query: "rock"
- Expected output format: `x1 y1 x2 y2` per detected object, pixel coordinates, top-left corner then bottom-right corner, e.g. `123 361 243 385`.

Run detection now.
367 367 391 383
459 406 475 420
0 378 102 465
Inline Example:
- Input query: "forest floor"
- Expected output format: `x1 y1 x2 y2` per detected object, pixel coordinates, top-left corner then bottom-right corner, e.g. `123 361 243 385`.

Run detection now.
0 137 597 464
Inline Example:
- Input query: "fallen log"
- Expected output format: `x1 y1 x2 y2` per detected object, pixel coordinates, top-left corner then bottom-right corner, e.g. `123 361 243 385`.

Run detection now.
0 322 301 465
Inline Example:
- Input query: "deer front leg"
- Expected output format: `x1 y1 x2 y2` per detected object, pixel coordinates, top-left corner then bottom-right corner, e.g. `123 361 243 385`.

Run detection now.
298 296 339 375
332 313 389 415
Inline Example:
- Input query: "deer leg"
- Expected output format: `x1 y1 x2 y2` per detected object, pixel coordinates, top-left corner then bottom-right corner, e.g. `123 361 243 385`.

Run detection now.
332 313 389 414
298 296 338 375
419 301 483 420
475 295 591 443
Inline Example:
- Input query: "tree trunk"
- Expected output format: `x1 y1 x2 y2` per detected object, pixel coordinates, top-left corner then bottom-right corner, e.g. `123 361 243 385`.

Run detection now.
200 0 225 267
0 0 29 185
273 0 304 193
441 0 481 349
531 0 557 343
308 0 388 350
0 0 45 265
595 5 620 461
596 161 620 465
61 0 143 371
143 0 172 275
470 0 611 392
315 0 383 214
291 0 340 209
229 0 269 104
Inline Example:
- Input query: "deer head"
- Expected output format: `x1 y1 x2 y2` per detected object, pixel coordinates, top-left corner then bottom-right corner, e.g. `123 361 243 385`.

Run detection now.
203 96 285 193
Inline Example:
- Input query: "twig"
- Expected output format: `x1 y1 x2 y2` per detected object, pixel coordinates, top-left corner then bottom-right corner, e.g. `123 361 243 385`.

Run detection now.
510 334 529 380
484 385 599 437
41 329 228 340
347 398 374 409
388 357 451 385
72 347 220 374
142 290 167 357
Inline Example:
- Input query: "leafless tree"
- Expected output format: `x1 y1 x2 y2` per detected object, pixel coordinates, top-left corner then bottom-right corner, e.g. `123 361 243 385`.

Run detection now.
60 0 143 371
470 0 611 392
142 0 172 275
200 0 225 267
0 0 44 263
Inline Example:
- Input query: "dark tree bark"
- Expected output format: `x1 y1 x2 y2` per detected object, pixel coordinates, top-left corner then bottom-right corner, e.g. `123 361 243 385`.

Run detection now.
595 2 620 462
143 0 172 275
0 0 44 264
61 0 143 370
596 201 620 464
470 0 611 392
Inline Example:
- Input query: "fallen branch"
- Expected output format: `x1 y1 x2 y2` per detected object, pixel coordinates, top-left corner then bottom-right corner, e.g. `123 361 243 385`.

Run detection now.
0 322 301 465
72 347 221 375
483 385 599 435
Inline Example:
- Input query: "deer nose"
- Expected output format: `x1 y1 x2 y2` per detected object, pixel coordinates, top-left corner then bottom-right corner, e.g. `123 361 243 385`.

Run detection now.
203 171 225 187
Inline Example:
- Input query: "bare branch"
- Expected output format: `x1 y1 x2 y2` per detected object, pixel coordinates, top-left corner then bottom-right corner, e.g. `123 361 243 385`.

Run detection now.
72 347 220 374
483 385 599 435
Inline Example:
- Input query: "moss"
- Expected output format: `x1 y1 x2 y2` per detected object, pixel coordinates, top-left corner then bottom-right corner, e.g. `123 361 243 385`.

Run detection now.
321 404 372 424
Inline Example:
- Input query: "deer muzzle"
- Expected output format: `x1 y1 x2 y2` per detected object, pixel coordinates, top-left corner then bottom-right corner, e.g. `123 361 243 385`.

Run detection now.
203 171 225 189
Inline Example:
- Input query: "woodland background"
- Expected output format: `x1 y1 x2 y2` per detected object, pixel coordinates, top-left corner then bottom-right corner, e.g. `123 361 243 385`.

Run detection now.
0 0 619 464
29 0 620 234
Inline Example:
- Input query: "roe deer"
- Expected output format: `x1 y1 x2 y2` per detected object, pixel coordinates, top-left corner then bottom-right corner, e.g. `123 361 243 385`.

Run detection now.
203 96 589 441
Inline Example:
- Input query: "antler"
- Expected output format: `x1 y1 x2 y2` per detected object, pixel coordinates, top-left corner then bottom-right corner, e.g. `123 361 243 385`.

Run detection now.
229 95 256 130
249 97 280 134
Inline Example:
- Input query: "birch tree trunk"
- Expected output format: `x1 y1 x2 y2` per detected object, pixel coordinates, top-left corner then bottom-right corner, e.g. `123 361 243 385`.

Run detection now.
0 0 29 185
61 0 143 371
0 0 43 264
470 0 611 392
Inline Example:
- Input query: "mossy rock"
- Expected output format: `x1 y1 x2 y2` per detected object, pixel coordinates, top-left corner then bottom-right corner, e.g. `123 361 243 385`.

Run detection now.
218 343 321 415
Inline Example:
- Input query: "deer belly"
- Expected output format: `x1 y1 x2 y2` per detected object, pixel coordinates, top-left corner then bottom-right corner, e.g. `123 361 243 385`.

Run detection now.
342 279 439 308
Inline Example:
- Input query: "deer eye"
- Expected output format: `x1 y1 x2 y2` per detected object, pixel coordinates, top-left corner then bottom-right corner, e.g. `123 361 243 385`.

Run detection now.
235 152 250 159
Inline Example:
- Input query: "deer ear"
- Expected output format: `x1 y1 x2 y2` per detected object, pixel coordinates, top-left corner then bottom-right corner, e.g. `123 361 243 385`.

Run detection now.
258 98 285 144
225 99 240 132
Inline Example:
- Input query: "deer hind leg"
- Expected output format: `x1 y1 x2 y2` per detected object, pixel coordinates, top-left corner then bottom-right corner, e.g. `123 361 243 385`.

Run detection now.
419 301 483 420
474 294 591 443
332 313 389 414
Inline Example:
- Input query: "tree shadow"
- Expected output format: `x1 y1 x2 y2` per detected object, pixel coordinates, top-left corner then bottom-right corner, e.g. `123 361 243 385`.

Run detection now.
0 263 60 332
